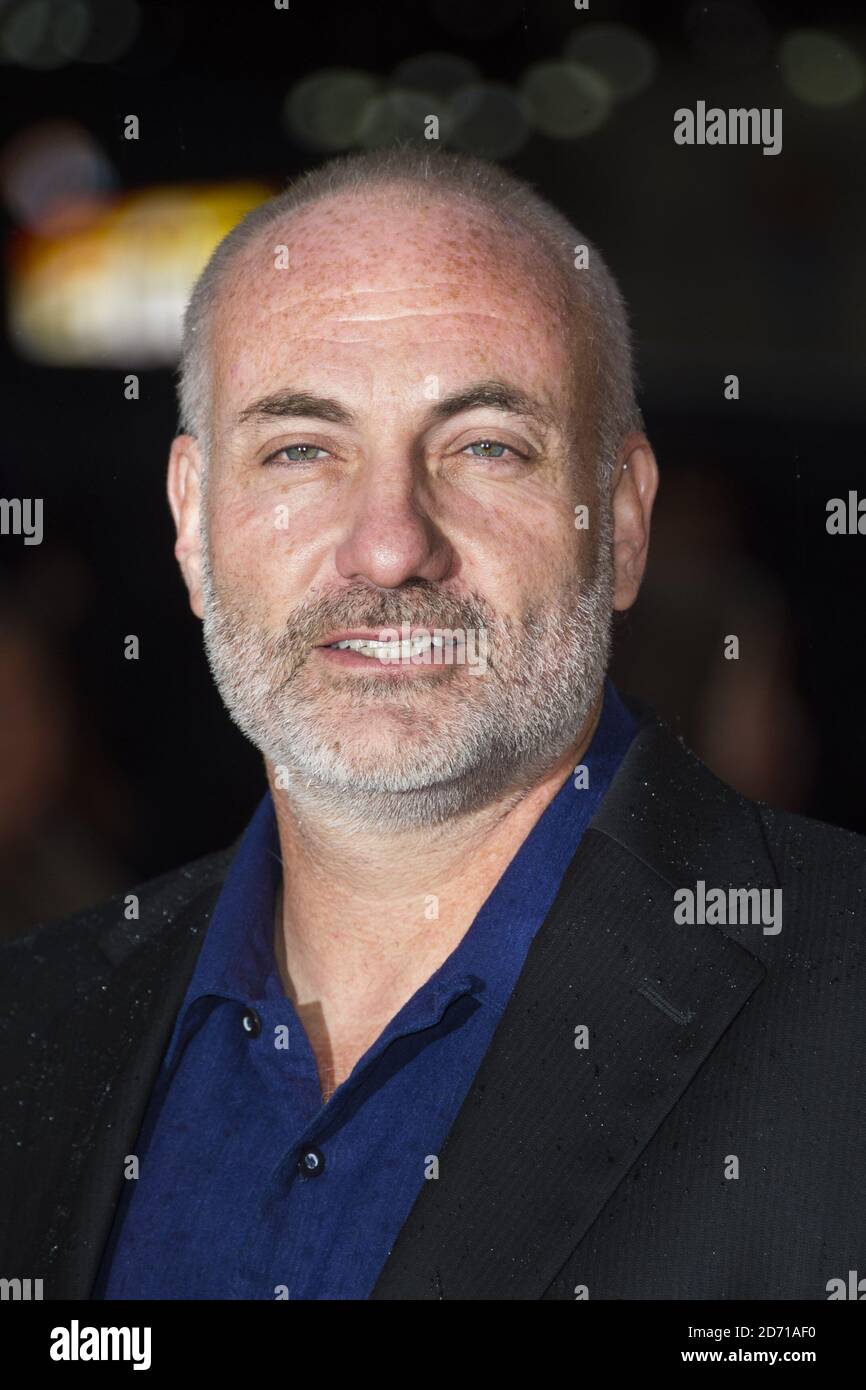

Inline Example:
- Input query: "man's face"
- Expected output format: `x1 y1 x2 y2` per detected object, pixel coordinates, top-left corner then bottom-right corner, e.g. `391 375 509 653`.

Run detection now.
179 190 616 827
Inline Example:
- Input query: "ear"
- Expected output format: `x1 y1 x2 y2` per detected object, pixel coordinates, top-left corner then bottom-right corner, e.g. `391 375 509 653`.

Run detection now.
610 434 659 613
167 435 206 619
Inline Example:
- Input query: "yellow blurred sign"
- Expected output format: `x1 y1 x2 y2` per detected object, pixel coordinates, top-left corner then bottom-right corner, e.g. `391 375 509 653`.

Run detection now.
6 182 274 366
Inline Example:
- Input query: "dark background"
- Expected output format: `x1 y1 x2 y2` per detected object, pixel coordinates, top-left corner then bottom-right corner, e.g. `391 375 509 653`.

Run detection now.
1 0 863 938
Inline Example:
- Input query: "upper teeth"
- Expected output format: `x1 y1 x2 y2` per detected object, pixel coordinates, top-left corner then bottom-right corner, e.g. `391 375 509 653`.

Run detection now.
329 634 445 657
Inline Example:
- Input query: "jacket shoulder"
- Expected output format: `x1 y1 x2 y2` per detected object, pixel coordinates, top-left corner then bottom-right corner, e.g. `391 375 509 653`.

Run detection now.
0 843 235 1023
755 800 866 884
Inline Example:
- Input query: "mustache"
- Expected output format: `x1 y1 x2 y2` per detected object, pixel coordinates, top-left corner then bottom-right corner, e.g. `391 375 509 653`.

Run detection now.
285 582 496 647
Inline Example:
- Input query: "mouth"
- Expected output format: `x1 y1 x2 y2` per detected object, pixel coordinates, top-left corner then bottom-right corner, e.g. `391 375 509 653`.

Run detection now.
314 627 453 672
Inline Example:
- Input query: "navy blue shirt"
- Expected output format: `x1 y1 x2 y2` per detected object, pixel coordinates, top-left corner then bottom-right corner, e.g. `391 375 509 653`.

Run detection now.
94 680 637 1299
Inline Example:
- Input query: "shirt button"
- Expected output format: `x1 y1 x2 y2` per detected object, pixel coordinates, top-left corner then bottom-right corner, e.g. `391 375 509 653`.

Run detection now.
241 1008 261 1037
298 1147 325 1179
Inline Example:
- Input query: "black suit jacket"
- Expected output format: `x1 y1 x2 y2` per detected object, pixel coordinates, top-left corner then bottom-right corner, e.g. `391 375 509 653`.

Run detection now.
2 710 865 1300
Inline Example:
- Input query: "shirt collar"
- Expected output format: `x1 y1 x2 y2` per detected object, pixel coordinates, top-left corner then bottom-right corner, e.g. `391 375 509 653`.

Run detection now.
184 793 283 1006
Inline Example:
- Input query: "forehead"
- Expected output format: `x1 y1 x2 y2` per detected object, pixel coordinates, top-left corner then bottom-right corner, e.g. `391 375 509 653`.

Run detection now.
210 190 580 423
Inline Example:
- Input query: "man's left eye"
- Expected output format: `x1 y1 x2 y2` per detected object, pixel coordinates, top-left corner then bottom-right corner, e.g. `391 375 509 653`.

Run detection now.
463 439 522 461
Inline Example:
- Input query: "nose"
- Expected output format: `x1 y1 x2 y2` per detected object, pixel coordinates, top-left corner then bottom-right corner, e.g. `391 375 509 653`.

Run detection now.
333 466 454 590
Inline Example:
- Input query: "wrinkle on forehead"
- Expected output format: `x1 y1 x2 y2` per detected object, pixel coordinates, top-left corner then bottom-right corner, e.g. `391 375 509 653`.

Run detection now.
219 189 572 332
256 308 543 333
247 289 547 338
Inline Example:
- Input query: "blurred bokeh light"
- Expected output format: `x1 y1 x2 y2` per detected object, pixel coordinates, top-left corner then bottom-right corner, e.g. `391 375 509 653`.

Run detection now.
519 60 612 139
0 119 115 235
780 29 864 109
0 0 139 67
392 51 480 99
564 22 656 102
357 88 443 148
448 82 530 158
284 68 380 150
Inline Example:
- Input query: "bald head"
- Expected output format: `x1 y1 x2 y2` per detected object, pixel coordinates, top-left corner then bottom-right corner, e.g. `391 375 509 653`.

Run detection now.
177 146 643 487
206 188 585 489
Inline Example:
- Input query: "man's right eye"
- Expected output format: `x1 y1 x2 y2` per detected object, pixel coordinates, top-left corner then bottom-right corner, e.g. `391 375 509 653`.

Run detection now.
263 443 328 465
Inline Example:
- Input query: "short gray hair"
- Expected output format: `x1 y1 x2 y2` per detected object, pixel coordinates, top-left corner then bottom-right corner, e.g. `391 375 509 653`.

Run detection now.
177 144 644 485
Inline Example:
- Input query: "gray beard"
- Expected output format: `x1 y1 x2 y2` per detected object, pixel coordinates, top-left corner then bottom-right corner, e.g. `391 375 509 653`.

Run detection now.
200 523 613 833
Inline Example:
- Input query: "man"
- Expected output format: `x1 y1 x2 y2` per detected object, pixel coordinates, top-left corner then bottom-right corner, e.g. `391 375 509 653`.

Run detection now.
1 147 864 1301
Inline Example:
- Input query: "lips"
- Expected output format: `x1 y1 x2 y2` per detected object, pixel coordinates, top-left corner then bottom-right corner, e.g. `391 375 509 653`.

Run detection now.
316 627 436 648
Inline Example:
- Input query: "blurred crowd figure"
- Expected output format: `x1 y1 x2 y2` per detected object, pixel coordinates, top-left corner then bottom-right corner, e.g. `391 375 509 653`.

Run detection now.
611 467 817 810
0 555 130 942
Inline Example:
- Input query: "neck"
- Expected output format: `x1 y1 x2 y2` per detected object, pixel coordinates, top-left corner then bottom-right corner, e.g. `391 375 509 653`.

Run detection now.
268 691 603 1023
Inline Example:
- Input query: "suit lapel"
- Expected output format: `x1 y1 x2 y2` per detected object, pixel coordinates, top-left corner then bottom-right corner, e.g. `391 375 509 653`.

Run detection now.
371 721 771 1299
24 879 223 1298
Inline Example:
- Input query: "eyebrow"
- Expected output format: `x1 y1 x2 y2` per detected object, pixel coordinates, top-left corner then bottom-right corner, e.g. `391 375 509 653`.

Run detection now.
233 378 558 434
